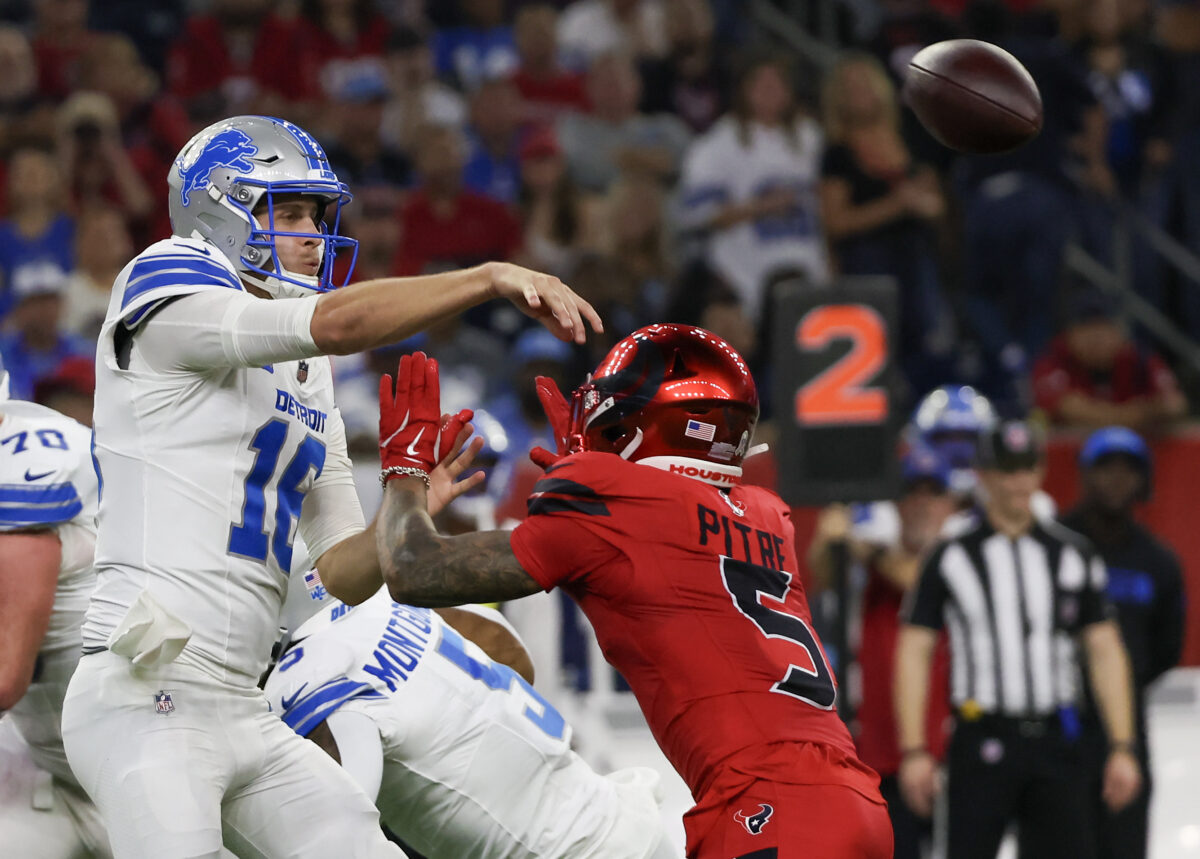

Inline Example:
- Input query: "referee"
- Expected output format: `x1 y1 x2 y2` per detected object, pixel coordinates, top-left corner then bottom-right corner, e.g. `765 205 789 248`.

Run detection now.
893 419 1142 859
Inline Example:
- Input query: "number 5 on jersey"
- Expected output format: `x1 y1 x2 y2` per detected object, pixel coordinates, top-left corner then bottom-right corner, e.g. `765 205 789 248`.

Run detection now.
721 556 837 709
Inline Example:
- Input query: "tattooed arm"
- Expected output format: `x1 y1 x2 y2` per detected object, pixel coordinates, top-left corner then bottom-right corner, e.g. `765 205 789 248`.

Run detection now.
377 478 543 607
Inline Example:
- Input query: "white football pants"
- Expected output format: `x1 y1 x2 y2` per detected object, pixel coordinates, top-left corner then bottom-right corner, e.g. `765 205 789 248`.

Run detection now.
61 650 407 859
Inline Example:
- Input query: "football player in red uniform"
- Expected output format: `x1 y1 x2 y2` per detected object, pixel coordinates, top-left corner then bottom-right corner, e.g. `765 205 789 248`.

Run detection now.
375 324 892 859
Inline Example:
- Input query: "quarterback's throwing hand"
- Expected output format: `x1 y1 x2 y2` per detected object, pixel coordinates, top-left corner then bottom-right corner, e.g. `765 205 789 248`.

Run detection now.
486 262 603 344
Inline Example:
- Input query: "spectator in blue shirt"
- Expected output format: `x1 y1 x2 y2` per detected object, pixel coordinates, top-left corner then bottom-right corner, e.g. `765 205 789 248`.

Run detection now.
462 76 525 204
0 147 75 320
0 267 93 402
433 0 518 91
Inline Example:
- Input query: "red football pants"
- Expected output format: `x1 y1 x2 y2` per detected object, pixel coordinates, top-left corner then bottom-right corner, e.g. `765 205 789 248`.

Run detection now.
685 781 893 859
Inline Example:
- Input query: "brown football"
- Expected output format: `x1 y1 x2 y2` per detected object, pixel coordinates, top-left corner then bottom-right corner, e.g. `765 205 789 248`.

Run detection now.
903 39 1043 154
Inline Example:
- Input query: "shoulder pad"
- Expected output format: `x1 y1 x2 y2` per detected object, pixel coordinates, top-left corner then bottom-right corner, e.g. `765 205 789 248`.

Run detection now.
115 237 243 328
526 453 615 518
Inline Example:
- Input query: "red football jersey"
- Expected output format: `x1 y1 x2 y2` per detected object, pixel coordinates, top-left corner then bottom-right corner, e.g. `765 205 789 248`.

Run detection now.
510 452 878 802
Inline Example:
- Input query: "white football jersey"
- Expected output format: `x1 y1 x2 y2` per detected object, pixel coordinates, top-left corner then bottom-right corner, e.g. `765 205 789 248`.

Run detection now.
0 399 97 781
82 236 354 684
679 116 828 317
265 592 638 859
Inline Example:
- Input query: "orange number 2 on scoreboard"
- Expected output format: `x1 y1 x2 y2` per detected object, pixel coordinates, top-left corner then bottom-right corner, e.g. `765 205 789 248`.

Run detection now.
795 304 887 425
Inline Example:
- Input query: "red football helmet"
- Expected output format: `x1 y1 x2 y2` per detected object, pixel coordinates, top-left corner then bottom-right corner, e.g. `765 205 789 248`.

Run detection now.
568 324 759 483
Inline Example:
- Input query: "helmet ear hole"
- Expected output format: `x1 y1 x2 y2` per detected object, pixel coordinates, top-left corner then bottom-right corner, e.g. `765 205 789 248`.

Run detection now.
601 424 625 443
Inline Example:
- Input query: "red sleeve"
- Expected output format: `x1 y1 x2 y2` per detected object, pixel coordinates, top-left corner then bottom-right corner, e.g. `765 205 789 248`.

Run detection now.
1031 352 1071 416
509 458 622 591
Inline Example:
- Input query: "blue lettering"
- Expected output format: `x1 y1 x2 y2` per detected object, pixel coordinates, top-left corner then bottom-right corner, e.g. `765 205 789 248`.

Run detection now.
379 630 424 670
273 389 328 434
363 649 410 692
387 613 432 643
389 604 433 635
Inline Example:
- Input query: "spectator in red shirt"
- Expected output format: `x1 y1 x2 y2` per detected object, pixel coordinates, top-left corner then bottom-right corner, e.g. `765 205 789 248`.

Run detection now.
1032 290 1187 432
30 0 96 101
294 0 393 104
806 444 957 859
511 4 589 125
166 0 305 124
393 124 523 277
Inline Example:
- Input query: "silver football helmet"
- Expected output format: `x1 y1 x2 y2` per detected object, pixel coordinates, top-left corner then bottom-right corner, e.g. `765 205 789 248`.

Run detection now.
168 115 358 299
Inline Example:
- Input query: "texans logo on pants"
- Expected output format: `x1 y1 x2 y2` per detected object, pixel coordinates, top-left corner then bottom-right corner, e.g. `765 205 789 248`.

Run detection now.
734 803 774 835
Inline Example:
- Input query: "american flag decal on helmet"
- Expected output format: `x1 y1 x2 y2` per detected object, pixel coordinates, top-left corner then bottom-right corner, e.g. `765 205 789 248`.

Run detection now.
684 419 717 442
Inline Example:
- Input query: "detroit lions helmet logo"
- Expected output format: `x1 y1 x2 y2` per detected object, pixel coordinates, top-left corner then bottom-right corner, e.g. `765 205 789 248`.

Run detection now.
733 803 774 835
176 128 259 207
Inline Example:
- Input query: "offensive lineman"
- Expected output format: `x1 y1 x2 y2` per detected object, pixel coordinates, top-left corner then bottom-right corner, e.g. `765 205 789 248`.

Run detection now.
373 332 892 858
60 115 600 858
0 357 110 857
263 588 675 858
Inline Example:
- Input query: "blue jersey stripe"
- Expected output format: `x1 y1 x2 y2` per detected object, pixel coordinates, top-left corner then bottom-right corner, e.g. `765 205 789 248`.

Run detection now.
122 254 241 309
0 498 84 528
0 482 80 504
127 255 240 286
124 298 170 327
122 270 240 311
280 678 382 736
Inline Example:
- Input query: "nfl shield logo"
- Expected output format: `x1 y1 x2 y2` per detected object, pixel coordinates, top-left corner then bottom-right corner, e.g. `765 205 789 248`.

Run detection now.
154 691 175 715
296 361 309 384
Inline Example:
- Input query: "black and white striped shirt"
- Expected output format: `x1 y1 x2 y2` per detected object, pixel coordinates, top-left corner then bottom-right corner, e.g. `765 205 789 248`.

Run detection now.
906 518 1113 718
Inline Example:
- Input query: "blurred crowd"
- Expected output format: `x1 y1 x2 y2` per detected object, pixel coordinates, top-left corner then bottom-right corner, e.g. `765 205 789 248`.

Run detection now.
0 0 1197 505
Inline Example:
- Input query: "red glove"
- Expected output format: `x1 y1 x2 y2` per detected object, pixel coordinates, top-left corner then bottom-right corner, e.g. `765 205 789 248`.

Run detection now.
529 375 571 469
437 408 475 463
379 352 443 477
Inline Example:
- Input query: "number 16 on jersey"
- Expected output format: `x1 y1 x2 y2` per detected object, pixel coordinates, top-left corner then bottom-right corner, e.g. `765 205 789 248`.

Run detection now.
771 277 901 506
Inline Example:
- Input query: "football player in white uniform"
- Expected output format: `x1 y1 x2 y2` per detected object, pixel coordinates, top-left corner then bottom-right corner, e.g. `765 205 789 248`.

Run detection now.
60 115 600 858
0 358 110 858
264 591 674 859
